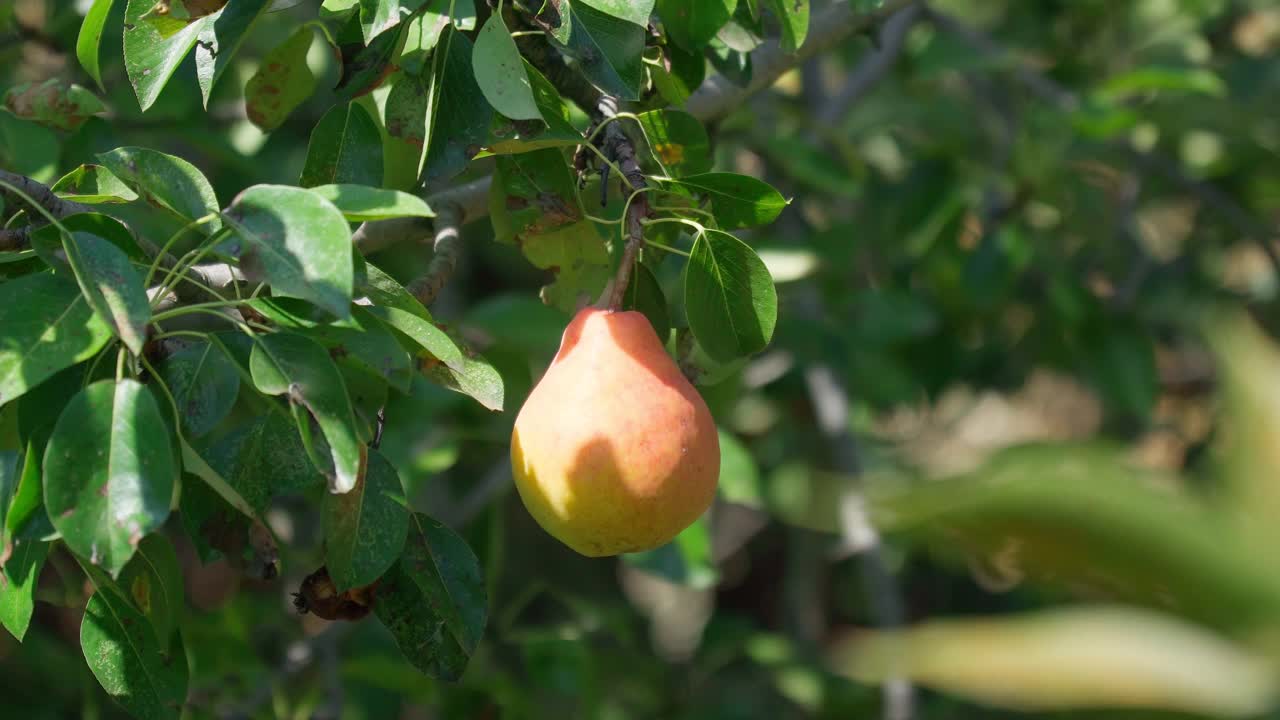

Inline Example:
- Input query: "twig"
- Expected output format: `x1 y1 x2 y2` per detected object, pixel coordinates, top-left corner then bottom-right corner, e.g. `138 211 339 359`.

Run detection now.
0 168 92 231
406 202 463 306
818 3 923 126
352 176 492 254
594 96 650 310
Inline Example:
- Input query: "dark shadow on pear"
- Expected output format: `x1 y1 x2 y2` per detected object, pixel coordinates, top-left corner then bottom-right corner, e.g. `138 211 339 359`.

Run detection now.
512 422 713 558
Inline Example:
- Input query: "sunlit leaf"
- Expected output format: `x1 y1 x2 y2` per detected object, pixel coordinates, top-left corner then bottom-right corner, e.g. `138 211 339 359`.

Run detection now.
666 172 788 229
222 184 355 318
195 0 272 105
77 0 118 90
123 0 213 111
308 184 434 222
44 380 177 577
685 229 777 361
52 165 140 205
0 272 112 406
473 14 541 121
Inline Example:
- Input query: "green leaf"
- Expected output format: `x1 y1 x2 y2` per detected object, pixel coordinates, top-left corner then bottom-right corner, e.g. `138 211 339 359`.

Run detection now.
582 0 654 27
334 22 405 102
764 0 807 52
623 514 717 588
423 27 493 183
250 333 364 493
223 184 355 318
81 588 189 720
41 225 151 355
1095 66 1227 102
251 299 414 392
308 184 434 222
244 26 318 130
374 512 487 681
355 262 502 409
484 61 584 155
519 220 610 314
323 448 409 591
196 0 272 106
201 412 319 513
635 109 712 177
0 450 18 533
123 0 213 111
398 0 477 72
52 165 140 205
300 102 384 187
2 78 106 132
473 14 541 121
706 38 751 86
833 607 1277 717
667 172 788 228
44 380 177 577
658 0 736 50
157 340 240 437
0 535 48 640
557 1 646 99
0 272 112 405
651 42 705 105
115 533 184 650
97 146 222 232
685 229 777 361
357 262 464 365
623 262 670 341
76 0 117 90
358 0 421 44
6 441 51 540
488 148 584 243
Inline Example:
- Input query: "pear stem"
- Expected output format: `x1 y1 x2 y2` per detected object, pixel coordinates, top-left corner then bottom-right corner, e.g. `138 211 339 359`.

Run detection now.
594 96 650 311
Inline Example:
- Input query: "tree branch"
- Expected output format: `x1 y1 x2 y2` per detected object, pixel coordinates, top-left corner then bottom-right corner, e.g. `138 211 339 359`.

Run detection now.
817 3 923 127
406 202 463 306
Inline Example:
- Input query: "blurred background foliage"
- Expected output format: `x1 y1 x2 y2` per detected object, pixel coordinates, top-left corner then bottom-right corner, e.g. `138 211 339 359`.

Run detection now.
4 0 1280 718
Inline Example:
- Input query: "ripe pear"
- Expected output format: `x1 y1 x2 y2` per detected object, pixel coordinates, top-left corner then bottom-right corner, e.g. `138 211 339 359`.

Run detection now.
511 307 720 557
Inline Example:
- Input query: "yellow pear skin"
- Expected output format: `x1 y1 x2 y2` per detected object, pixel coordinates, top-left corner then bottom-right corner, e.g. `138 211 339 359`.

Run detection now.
511 307 720 557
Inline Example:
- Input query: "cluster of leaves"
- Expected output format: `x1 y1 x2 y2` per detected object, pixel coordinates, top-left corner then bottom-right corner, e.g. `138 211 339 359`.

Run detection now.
0 0 814 717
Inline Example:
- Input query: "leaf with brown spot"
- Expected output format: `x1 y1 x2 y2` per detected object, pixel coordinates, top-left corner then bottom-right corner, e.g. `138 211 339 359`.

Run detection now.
245 27 317 131
3 78 106 132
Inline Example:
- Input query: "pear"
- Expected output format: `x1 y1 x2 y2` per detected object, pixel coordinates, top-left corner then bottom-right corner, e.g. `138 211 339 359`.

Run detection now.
511 307 720 557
